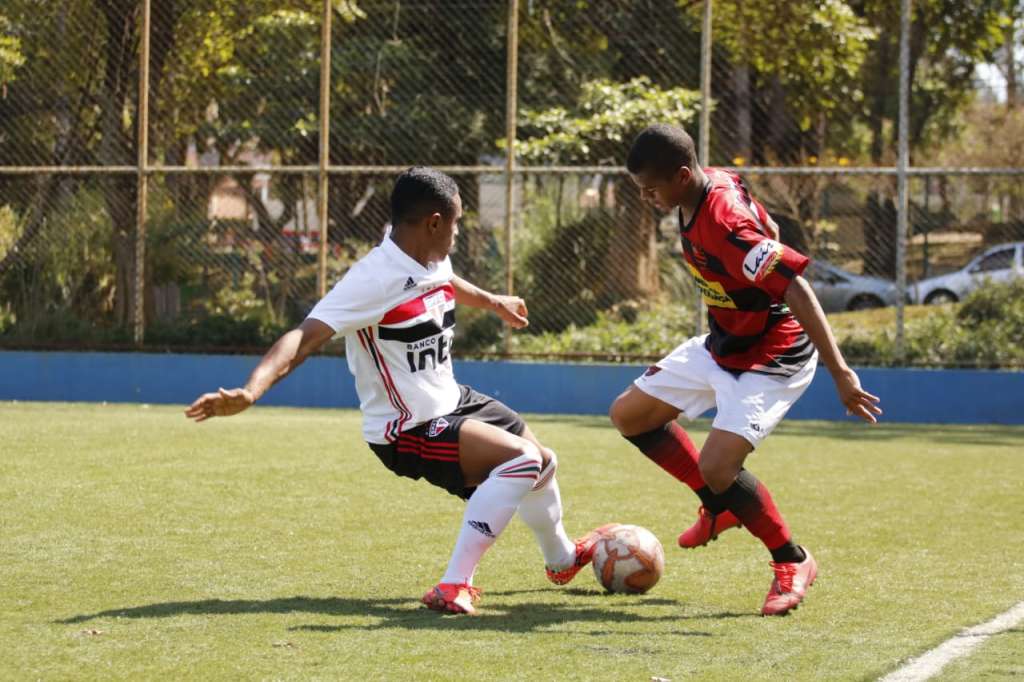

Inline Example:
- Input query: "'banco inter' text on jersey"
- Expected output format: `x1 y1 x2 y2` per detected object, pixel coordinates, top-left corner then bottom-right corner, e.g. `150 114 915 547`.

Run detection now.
679 168 814 376
307 237 461 444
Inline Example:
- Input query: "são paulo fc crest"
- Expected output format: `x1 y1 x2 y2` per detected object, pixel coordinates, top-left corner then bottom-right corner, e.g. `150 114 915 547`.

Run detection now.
428 417 450 437
742 239 784 283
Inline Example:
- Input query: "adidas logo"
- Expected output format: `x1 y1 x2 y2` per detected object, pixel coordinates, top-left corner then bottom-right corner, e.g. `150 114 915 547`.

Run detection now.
403 277 416 291
468 520 494 538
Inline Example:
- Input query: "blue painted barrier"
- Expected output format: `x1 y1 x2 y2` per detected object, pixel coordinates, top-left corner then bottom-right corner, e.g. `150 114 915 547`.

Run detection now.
0 350 1021 424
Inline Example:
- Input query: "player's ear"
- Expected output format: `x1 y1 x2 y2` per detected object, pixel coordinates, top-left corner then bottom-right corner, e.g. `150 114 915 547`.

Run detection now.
427 212 442 232
675 165 693 186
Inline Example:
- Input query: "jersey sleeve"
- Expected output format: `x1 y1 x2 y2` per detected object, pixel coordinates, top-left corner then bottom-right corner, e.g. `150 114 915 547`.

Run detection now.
713 195 809 299
306 265 385 336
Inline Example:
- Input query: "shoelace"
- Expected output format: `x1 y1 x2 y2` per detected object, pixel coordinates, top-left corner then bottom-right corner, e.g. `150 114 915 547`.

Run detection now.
464 585 482 602
769 562 797 594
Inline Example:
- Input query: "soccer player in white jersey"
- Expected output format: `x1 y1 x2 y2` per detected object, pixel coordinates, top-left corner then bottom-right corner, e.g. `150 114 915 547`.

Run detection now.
185 167 610 615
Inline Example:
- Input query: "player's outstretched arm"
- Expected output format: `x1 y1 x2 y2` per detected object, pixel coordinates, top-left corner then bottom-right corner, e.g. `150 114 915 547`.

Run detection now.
184 318 336 422
784 276 882 423
450 274 528 329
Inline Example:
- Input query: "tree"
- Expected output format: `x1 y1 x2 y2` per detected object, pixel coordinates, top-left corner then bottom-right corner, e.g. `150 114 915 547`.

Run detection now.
513 77 701 305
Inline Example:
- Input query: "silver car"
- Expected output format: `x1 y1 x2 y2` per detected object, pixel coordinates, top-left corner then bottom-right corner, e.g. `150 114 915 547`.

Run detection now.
911 241 1024 304
805 260 901 312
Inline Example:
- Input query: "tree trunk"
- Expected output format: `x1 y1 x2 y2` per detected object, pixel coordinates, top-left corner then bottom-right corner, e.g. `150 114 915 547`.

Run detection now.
735 63 752 163
611 178 659 302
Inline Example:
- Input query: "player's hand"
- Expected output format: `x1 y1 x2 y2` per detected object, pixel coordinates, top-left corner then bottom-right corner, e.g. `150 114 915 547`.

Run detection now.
184 387 255 422
492 295 529 329
831 367 882 424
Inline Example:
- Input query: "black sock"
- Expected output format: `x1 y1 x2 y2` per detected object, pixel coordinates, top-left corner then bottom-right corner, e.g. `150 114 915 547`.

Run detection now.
769 541 806 564
695 485 723 512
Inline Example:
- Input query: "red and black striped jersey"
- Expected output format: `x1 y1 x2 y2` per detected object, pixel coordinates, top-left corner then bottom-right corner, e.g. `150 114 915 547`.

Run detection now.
679 168 813 376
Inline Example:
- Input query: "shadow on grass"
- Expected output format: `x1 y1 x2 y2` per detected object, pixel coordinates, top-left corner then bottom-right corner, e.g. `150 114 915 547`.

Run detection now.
772 421 1024 447
526 414 1024 448
58 590 751 635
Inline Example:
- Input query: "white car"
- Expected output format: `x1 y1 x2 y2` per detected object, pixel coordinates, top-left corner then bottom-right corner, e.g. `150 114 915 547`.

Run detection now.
912 241 1024 304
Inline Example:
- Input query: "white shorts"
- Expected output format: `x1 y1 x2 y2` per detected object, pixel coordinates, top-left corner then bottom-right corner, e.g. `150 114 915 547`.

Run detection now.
633 335 817 448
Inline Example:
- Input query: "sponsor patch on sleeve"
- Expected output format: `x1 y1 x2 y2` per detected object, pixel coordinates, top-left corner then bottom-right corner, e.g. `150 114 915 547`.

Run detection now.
742 239 784 283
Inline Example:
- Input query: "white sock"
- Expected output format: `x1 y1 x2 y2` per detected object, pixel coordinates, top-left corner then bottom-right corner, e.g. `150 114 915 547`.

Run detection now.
517 452 575 571
440 447 543 585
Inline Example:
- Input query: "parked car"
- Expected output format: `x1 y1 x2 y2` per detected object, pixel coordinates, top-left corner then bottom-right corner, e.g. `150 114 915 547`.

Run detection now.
911 241 1024 304
805 260 901 312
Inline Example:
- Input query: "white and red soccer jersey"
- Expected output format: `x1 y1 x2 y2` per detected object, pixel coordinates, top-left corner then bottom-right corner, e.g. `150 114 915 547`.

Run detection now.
307 236 461 444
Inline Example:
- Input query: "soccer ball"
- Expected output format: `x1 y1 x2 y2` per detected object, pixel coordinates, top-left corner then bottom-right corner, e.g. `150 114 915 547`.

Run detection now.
592 524 665 594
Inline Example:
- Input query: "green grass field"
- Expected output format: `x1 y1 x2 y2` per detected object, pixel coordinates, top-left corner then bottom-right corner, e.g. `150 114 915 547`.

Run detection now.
3 402 1023 681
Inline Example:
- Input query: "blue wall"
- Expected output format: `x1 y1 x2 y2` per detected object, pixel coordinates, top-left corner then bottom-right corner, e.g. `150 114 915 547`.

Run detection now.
1 350 1021 424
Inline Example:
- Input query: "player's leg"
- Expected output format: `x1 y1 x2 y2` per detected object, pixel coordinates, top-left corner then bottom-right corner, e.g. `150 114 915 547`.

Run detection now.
610 339 743 545
702 359 819 615
516 425 615 585
696 428 794 556
423 419 544 614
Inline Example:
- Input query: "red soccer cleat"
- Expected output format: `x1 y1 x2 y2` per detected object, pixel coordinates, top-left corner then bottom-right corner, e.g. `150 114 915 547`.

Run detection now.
761 547 818 616
677 506 742 548
421 582 483 616
546 523 619 585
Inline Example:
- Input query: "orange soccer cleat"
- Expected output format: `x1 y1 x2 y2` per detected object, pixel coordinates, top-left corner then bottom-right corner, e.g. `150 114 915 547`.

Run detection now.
761 547 818 616
677 506 742 548
546 523 619 585
421 582 483 616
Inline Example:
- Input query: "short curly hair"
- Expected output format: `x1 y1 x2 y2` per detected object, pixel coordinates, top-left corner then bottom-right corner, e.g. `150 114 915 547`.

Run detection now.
626 124 697 178
390 166 460 226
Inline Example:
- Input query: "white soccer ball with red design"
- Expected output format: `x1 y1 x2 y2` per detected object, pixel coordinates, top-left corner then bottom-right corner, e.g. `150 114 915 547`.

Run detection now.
592 524 665 594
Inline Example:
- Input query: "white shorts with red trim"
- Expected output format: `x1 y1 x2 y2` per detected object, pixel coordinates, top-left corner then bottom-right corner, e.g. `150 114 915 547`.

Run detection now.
633 335 817 447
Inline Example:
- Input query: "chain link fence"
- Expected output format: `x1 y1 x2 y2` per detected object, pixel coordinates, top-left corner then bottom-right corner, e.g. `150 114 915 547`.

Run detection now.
2 0 1023 366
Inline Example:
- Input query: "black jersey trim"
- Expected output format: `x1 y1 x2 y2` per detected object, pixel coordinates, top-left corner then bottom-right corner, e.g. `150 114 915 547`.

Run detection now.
679 179 712 234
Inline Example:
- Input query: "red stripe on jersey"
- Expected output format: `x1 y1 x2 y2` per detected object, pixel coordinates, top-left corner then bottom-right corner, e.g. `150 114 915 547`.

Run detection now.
380 284 455 325
358 328 406 442
365 327 412 432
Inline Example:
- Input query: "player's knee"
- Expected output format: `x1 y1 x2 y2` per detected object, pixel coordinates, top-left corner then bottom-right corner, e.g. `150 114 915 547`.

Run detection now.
539 446 556 471
698 457 736 494
608 394 633 434
516 439 544 467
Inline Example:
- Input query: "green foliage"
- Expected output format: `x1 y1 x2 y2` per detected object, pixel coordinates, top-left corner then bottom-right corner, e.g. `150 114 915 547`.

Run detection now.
837 280 1024 368
0 14 25 87
705 0 874 134
494 280 1024 368
514 77 701 164
516 209 621 333
146 314 287 349
505 302 693 359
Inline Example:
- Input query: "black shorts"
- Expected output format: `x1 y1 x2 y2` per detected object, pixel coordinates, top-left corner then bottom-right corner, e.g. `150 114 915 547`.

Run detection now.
367 384 527 499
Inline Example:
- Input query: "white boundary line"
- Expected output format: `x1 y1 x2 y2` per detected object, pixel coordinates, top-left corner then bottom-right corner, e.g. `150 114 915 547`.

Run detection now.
879 600 1024 682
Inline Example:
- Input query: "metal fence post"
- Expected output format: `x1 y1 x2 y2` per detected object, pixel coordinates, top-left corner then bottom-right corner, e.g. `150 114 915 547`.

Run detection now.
318 0 332 299
503 0 519 354
896 0 911 362
695 0 712 337
135 0 152 346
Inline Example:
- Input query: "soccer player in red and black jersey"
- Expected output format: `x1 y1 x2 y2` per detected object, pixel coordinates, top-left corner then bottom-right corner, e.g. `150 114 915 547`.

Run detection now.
610 124 881 616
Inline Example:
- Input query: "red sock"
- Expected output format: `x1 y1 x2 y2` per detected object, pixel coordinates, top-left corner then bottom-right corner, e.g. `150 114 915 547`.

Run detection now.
624 422 706 491
718 470 791 551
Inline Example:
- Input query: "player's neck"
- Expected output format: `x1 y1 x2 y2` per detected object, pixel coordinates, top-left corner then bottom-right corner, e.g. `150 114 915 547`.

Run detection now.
679 167 709 223
388 231 434 268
